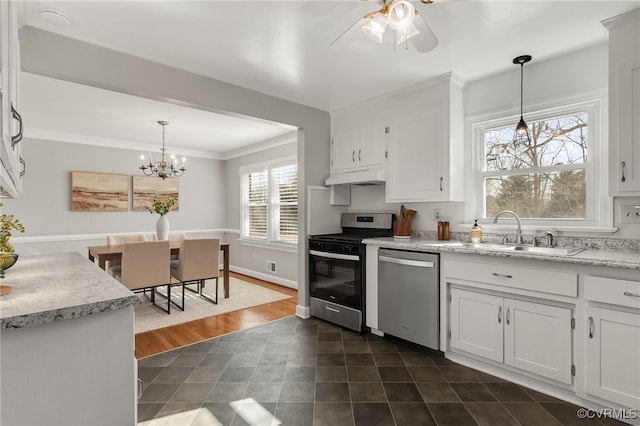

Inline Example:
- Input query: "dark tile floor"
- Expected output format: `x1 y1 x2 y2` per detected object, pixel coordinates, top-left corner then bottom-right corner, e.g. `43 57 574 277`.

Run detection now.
137 316 621 426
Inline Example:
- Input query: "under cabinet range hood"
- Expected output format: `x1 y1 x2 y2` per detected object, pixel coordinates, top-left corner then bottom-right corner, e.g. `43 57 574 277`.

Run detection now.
324 167 386 185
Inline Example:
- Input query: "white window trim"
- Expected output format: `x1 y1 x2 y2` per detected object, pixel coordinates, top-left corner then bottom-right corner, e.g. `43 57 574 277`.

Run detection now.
239 155 298 247
465 95 615 233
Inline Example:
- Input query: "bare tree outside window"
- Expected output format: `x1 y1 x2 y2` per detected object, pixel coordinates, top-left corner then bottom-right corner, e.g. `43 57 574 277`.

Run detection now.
484 113 588 219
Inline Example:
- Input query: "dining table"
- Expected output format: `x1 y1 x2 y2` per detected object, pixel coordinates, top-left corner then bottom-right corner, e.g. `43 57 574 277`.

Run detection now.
87 242 231 298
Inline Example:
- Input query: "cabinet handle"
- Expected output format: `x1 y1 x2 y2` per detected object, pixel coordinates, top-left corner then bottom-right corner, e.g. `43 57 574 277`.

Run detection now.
19 157 25 177
440 177 443 191
10 103 23 148
137 378 143 401
358 149 361 162
621 161 626 182
498 305 502 323
623 291 640 298
506 307 510 325
588 317 594 339
492 272 513 279
352 150 356 163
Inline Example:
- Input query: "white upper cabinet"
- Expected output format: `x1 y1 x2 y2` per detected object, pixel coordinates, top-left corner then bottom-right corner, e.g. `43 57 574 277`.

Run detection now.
386 73 464 202
604 9 640 196
0 0 23 198
330 124 386 172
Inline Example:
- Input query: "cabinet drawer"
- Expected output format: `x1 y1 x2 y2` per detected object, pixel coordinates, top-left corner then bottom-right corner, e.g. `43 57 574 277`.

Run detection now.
445 259 577 297
584 275 640 309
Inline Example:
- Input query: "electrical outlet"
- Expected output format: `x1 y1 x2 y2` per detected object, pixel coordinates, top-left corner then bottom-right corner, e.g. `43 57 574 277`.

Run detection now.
620 205 640 224
434 209 441 221
266 260 277 273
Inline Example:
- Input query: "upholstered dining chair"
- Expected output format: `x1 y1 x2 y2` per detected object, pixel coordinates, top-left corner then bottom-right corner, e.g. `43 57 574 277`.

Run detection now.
170 238 221 307
106 233 147 269
153 231 187 260
108 240 174 314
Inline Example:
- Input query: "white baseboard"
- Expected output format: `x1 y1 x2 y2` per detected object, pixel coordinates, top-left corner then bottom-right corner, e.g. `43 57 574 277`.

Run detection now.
230 265 298 289
296 305 310 319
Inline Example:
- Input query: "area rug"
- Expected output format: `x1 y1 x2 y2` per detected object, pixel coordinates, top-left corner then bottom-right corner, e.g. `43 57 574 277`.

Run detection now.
134 276 292 334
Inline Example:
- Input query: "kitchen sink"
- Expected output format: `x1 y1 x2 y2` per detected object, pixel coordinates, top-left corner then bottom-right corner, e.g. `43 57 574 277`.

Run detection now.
428 241 585 256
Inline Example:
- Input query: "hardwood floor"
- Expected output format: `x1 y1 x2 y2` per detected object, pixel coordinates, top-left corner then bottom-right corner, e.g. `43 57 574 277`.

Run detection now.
134 271 298 359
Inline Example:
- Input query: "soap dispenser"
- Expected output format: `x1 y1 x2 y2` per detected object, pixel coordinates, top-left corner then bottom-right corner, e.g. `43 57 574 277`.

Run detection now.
470 220 482 244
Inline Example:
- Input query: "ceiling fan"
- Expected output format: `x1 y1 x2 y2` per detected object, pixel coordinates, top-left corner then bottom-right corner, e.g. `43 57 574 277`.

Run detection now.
330 0 438 53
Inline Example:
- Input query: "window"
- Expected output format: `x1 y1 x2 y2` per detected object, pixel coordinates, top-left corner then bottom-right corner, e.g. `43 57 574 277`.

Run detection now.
240 157 298 245
471 99 610 229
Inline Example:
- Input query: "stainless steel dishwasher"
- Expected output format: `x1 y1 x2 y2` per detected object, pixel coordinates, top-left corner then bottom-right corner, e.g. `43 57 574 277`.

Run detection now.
378 249 439 350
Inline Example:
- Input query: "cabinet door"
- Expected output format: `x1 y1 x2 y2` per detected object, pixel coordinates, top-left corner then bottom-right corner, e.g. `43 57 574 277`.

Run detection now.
611 57 640 195
359 125 386 167
504 298 573 384
450 288 503 362
586 306 640 408
386 113 443 202
331 130 359 171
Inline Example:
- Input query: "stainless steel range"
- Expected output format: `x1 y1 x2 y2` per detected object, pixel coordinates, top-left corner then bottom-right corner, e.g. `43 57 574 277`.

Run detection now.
308 213 394 332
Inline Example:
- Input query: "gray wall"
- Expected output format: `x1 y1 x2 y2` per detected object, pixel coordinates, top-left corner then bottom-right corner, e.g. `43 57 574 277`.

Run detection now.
224 142 298 286
15 26 332 311
3 138 225 235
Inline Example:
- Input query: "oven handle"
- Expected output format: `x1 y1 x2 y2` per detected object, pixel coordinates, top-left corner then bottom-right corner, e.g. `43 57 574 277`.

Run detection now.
379 255 434 268
309 250 359 262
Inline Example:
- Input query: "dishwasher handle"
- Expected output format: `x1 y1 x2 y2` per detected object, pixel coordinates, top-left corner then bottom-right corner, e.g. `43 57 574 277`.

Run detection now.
379 255 434 268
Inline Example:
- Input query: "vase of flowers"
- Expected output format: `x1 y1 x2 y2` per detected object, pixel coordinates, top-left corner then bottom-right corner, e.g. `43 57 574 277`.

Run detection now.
149 196 177 240
0 202 25 278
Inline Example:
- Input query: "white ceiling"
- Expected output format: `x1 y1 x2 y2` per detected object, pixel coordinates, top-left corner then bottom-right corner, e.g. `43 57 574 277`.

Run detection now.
20 0 640 157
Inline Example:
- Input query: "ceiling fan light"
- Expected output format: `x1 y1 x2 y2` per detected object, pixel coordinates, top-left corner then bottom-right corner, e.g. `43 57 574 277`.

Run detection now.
387 0 415 31
362 14 387 43
396 20 420 44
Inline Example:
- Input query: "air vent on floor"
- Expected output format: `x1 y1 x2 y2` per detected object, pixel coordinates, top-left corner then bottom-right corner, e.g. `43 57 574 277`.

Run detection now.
267 261 277 273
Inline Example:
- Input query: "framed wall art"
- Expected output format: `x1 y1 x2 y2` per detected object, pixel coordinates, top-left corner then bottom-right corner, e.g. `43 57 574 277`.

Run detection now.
71 172 129 212
132 176 179 212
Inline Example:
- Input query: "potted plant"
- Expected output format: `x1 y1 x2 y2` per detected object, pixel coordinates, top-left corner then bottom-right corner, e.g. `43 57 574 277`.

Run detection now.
148 196 177 240
0 202 25 276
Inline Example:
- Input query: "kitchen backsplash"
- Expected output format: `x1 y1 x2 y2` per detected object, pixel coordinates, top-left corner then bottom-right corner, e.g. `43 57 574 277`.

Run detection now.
411 230 640 253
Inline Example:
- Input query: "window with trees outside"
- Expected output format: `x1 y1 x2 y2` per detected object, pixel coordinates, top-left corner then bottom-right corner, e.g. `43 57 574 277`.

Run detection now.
240 157 298 246
473 100 607 228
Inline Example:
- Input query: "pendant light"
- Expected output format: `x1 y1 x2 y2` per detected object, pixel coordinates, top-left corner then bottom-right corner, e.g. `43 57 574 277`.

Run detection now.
140 121 186 179
513 55 532 143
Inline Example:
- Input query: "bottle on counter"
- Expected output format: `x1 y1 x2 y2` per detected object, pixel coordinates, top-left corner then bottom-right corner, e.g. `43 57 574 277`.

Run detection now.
470 219 482 243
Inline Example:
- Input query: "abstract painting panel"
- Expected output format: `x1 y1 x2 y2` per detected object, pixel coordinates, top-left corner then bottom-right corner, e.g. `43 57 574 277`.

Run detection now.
71 172 128 211
132 176 179 211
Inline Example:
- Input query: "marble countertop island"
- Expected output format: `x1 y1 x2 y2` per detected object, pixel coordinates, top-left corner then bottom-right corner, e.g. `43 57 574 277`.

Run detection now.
0 252 138 329
363 237 640 270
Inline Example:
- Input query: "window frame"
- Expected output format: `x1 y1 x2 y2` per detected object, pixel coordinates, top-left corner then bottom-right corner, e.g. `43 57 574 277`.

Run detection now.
467 97 613 232
239 155 298 249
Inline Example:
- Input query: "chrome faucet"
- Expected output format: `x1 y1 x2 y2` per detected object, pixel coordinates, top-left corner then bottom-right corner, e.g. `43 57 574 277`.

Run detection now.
493 210 523 244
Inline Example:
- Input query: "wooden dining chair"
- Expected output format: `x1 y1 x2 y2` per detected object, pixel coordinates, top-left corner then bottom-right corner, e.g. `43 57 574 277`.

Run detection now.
170 238 221 307
108 240 174 314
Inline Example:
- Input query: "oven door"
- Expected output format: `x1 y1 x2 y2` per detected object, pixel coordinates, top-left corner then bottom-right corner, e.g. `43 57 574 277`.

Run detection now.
309 249 362 309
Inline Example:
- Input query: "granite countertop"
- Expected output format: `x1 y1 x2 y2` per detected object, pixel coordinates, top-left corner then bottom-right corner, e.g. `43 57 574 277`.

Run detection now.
0 252 138 330
363 237 640 270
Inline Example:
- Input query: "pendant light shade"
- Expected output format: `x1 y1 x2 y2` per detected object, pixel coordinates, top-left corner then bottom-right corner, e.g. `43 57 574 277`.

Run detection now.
513 55 532 143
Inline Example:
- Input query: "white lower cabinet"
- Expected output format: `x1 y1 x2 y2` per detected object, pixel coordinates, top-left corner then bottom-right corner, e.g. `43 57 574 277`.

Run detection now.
583 274 640 409
450 287 573 384
585 306 640 408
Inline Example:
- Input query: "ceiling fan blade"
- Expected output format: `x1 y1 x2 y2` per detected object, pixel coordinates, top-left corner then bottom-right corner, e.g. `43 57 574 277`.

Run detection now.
410 12 438 53
330 16 368 50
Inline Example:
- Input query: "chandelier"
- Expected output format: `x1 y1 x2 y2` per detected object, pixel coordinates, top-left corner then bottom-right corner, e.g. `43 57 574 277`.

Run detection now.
139 121 186 179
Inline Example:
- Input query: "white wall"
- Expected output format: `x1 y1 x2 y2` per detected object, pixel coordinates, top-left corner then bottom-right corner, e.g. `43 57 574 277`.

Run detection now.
224 142 298 287
346 43 638 240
